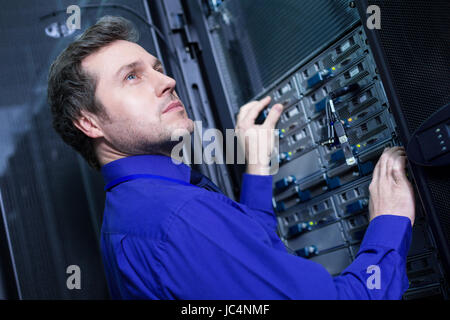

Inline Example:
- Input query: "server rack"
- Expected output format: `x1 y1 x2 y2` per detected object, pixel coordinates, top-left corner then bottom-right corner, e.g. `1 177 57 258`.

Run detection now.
151 0 449 299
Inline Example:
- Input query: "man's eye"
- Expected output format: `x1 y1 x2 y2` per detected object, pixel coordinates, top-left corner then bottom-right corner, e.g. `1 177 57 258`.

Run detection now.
125 73 138 81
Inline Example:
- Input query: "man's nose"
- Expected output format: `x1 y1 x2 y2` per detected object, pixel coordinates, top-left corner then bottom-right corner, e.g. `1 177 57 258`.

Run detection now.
154 72 176 97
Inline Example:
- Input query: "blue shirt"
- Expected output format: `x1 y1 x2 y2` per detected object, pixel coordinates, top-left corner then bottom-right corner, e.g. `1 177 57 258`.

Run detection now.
100 154 412 299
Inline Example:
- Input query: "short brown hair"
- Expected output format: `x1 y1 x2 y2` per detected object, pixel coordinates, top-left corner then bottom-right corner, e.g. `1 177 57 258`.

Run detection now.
47 16 139 170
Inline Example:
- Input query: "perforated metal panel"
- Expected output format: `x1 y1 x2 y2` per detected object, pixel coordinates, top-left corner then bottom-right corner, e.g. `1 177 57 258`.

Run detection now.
359 0 450 275
368 1 450 134
208 0 359 106
236 0 360 88
0 0 159 299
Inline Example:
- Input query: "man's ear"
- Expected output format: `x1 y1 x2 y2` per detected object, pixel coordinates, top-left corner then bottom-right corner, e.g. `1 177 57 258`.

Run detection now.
73 111 104 139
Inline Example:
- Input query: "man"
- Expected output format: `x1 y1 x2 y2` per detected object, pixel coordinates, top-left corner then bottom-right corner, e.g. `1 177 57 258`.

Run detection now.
48 16 415 299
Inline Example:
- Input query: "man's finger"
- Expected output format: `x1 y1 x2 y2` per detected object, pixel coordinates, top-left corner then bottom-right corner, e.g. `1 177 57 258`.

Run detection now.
391 152 408 184
378 147 391 182
371 153 381 185
263 103 283 128
386 148 406 181
237 101 257 123
244 96 272 124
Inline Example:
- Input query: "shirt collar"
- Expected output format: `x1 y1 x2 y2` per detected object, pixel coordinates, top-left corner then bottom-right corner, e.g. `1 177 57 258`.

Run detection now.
101 155 191 190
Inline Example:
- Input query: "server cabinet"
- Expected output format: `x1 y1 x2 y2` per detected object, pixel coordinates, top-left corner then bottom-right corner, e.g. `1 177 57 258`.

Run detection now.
152 0 449 299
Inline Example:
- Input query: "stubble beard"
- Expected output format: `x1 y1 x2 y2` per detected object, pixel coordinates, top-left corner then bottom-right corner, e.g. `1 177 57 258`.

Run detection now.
106 114 194 157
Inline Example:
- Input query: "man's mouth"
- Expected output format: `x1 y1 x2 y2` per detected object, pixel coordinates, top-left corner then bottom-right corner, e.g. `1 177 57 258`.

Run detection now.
162 101 184 114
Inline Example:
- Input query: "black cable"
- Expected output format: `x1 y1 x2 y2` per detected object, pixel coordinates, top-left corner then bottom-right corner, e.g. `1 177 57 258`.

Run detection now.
39 3 185 79
39 3 169 49
325 98 331 139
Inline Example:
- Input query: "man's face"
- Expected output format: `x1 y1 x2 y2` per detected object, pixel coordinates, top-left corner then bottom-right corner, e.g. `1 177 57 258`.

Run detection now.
82 39 194 156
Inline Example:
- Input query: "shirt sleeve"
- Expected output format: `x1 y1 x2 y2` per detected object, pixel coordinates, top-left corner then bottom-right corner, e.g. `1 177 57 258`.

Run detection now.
333 215 412 299
239 173 278 234
155 194 412 299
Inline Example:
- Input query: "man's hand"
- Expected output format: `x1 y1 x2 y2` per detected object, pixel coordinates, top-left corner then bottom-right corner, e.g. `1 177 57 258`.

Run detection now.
236 96 283 175
369 147 415 226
